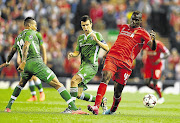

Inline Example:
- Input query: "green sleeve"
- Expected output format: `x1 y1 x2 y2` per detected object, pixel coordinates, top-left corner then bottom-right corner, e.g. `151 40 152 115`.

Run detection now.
36 32 43 45
75 36 80 52
96 32 106 44
13 38 17 48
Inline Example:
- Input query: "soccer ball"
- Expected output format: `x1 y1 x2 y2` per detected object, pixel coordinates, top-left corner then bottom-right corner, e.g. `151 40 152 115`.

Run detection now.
143 94 157 108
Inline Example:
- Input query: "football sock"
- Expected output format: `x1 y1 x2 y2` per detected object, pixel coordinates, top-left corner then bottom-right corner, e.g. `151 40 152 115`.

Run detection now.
58 86 77 110
95 82 107 108
78 92 96 102
70 87 78 102
29 80 36 96
148 83 154 90
35 78 43 92
6 85 23 109
110 96 121 112
155 85 162 98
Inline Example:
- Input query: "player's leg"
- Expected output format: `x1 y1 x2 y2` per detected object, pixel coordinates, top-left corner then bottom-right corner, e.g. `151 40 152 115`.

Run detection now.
104 82 124 114
144 78 154 89
5 78 29 112
33 76 45 101
87 70 112 115
27 77 37 101
152 79 164 103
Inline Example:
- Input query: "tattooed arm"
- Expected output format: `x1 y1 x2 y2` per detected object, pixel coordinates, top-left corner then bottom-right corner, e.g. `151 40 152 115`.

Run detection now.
17 41 30 72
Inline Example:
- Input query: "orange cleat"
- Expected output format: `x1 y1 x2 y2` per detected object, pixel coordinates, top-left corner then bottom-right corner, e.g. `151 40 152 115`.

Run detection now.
39 92 45 101
5 108 11 112
72 110 90 115
27 96 37 102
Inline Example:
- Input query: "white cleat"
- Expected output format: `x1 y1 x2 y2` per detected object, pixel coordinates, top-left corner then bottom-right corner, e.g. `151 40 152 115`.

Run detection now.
157 97 165 104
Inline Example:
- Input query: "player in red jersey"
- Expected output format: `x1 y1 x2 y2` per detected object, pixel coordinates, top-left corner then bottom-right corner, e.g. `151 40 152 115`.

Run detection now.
142 40 170 104
87 11 157 115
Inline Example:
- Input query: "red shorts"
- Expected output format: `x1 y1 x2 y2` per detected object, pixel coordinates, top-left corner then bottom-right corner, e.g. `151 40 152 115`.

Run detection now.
143 63 162 80
103 56 132 85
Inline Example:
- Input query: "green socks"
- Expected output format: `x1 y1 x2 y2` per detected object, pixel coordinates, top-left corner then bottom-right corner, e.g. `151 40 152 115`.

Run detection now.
58 86 77 111
70 87 78 102
78 92 96 102
6 85 23 109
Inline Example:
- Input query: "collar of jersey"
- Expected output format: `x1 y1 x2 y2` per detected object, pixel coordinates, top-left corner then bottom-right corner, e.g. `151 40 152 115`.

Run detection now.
83 30 94 40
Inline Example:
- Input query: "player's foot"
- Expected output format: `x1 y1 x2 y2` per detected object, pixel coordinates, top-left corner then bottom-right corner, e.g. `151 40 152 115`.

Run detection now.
39 92 45 101
101 97 108 113
157 97 165 104
27 96 37 102
72 110 89 115
5 108 11 112
61 108 89 115
87 105 99 115
102 109 115 115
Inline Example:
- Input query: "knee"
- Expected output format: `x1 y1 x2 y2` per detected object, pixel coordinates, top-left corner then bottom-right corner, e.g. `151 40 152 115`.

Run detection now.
71 75 81 87
19 81 26 87
77 91 82 98
102 71 112 84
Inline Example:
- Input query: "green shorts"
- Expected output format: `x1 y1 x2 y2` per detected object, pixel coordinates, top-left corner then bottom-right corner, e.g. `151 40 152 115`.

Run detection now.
21 58 56 83
77 63 98 90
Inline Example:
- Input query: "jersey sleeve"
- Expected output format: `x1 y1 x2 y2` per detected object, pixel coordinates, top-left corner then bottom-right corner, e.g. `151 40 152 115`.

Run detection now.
75 36 80 52
13 38 18 48
96 32 106 44
142 30 151 44
36 32 43 45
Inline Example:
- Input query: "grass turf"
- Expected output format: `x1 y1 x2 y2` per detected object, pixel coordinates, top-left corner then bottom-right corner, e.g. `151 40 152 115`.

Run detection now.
0 88 180 123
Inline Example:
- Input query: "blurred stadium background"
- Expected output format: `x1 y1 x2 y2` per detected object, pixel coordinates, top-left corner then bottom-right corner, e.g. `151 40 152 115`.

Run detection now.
0 0 179 94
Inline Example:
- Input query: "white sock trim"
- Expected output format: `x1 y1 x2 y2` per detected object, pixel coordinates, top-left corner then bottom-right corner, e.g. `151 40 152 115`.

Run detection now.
79 92 85 100
70 87 78 93
57 86 66 94
88 95 93 102
17 85 23 90
39 88 43 92
77 74 84 82
72 97 76 101
35 78 41 85
11 95 17 100
31 91 36 95
100 82 108 85
66 98 73 104
29 80 35 86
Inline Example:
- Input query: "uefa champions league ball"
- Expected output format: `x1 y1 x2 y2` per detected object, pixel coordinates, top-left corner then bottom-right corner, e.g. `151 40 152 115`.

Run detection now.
143 94 157 108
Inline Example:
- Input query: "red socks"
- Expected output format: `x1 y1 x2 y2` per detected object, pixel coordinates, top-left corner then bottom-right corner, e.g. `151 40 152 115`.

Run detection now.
95 82 107 108
110 96 121 112
155 85 162 98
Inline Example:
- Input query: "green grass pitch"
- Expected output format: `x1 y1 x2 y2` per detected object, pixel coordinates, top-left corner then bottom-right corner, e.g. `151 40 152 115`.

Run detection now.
0 88 180 123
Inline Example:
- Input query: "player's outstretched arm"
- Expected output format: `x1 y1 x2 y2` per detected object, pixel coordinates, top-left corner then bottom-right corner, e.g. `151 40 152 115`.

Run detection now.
90 33 109 51
17 41 30 72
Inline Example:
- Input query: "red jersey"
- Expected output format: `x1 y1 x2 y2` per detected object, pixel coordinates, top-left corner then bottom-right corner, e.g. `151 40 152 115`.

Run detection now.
107 24 151 69
143 40 169 65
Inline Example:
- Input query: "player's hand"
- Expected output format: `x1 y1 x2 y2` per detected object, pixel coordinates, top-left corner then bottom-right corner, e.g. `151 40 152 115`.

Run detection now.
0 62 10 69
154 58 161 65
68 52 74 60
90 33 98 42
17 61 26 72
150 30 156 40
101 51 109 64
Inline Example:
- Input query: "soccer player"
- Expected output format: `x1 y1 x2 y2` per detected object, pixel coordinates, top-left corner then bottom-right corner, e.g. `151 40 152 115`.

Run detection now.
3 17 88 114
87 11 157 115
142 40 170 104
17 32 46 102
68 15 109 112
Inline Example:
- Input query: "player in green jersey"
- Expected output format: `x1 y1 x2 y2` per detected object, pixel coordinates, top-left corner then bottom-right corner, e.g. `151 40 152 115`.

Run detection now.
68 15 109 113
3 17 88 114
17 33 46 102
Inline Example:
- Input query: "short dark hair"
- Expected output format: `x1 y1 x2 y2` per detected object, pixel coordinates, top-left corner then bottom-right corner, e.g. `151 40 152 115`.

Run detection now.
80 15 92 23
132 11 142 21
24 17 35 26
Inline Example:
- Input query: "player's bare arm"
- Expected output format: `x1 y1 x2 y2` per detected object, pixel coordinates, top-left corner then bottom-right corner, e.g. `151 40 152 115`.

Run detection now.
17 41 30 72
40 44 47 64
90 33 109 51
147 30 156 51
68 51 80 60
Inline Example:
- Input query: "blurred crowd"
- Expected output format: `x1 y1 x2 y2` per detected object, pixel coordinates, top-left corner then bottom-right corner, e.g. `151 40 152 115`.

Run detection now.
0 0 180 82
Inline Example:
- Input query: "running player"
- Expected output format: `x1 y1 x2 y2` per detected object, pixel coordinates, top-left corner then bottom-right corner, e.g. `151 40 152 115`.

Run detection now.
68 15 109 113
142 39 170 104
17 32 46 102
87 11 157 115
3 17 88 114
